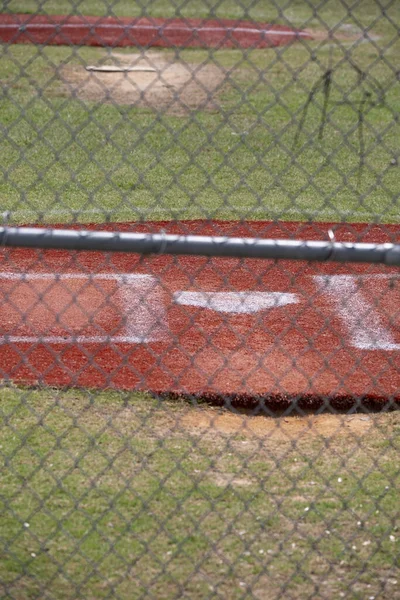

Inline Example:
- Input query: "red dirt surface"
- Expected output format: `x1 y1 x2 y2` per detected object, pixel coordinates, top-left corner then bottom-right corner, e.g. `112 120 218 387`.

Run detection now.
0 13 311 49
0 220 399 408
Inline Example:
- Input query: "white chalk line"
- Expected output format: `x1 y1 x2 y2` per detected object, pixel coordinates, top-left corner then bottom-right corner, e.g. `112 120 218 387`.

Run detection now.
315 274 400 351
1 272 398 350
2 335 153 344
0 23 309 38
119 275 167 342
0 272 167 344
0 272 153 281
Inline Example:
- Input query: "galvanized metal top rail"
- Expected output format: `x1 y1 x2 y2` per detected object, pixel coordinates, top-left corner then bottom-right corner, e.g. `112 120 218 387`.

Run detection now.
0 226 399 265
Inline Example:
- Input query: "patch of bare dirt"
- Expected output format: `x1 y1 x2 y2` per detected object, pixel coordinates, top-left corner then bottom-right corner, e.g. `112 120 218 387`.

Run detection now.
212 472 254 487
180 407 374 441
59 51 226 115
304 24 380 44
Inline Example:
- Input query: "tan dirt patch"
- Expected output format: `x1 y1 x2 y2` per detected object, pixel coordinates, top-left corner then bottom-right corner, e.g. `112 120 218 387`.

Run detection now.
304 25 380 44
212 472 254 487
180 408 374 441
59 51 226 115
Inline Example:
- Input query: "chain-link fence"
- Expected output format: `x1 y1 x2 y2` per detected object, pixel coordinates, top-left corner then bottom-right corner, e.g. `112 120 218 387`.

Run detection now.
1 1 399 599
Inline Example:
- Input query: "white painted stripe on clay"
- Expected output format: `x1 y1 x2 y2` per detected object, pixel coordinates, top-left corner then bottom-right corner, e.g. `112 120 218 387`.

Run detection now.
1 23 310 37
118 275 167 342
174 291 298 314
2 335 154 344
0 272 167 344
0 272 154 282
315 275 400 351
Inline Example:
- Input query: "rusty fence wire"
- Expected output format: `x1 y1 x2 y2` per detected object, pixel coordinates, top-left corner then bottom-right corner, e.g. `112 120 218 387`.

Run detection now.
0 1 399 599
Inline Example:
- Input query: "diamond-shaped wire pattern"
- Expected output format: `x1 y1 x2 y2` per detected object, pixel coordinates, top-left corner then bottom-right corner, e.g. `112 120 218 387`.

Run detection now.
0 1 399 599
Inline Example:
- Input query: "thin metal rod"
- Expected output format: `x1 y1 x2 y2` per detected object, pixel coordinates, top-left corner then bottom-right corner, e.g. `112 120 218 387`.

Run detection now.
0 226 399 265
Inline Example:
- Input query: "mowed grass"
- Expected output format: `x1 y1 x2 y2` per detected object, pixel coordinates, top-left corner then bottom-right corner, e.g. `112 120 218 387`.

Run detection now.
5 0 400 26
1 386 399 599
0 1 399 224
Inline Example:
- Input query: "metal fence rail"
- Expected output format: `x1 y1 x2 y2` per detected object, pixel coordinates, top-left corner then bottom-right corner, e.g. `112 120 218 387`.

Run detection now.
1 225 400 264
0 1 399 599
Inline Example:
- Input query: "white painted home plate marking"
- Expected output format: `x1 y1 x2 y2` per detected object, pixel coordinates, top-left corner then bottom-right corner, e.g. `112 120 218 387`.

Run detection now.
315 274 400 351
0 273 167 344
174 291 299 314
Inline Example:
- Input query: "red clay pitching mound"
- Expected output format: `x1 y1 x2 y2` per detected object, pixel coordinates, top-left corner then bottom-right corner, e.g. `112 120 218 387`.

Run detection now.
0 220 399 409
0 13 311 49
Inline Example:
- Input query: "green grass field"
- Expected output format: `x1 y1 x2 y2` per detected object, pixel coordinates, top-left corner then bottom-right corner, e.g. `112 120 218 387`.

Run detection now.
5 0 400 26
0 1 399 224
1 388 399 599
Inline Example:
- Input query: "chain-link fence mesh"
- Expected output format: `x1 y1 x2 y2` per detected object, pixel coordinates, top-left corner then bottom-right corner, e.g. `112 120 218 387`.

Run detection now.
0 1 399 598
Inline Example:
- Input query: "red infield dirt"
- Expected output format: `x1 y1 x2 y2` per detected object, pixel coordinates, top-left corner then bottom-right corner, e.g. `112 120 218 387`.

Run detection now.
0 13 311 49
0 221 399 408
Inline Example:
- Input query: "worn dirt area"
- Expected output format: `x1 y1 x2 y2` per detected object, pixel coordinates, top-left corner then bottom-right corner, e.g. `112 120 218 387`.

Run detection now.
305 24 380 44
60 51 226 115
180 407 375 441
